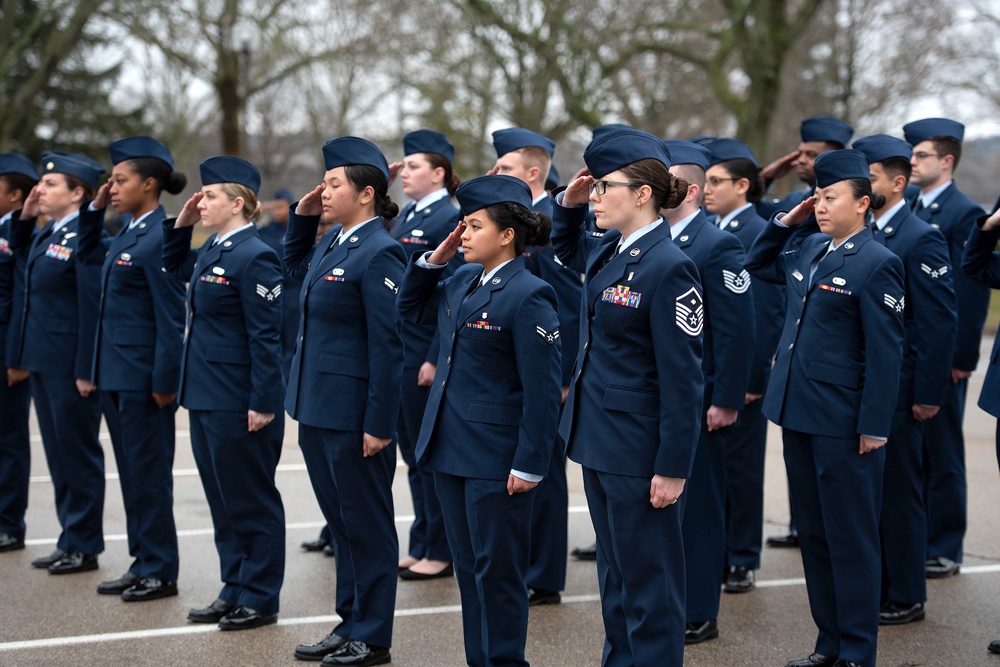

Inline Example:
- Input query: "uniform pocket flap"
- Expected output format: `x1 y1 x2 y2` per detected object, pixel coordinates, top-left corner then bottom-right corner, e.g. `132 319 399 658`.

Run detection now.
806 360 862 389
466 400 522 426
205 345 251 365
602 385 659 417
316 352 368 378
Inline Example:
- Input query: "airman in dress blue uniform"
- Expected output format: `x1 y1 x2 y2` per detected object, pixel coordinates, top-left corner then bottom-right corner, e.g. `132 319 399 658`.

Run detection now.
552 129 704 667
703 138 786 593
902 118 989 579
853 134 957 626
162 156 286 631
746 149 905 667
257 188 298 376
398 174 561 667
75 136 188 601
390 129 461 581
492 126 582 606
0 154 38 554
662 140 756 645
285 137 403 667
13 152 106 575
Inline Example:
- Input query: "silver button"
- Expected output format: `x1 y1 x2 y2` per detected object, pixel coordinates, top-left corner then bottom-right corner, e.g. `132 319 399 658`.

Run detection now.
446 356 451 365
788 343 794 350
795 318 800 326
441 380 447 388
802 296 807 303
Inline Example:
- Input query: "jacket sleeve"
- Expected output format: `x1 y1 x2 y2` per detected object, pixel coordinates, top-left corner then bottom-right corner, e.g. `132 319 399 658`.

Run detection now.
550 193 601 274
74 252 103 379
856 254 906 438
908 229 957 407
75 203 112 266
511 284 562 476
948 201 990 371
6 213 35 368
238 250 286 414
534 248 582 386
145 234 187 395
283 205 322 280
361 243 406 438
704 234 755 409
963 219 1000 289
748 278 785 395
397 251 452 327
161 218 198 281
745 218 795 285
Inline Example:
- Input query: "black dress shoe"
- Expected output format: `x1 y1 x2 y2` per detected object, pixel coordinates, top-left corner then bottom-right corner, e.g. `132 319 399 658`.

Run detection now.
122 578 178 602
0 533 25 552
766 531 799 548
832 661 861 667
97 571 140 595
324 544 335 557
528 588 561 606
321 640 390 666
398 563 454 580
48 552 98 574
187 598 237 623
723 566 755 593
31 549 67 569
989 639 1000 654
926 556 960 578
684 619 719 644
571 542 597 561
294 631 348 661
785 653 837 667
879 602 925 625
218 605 278 630
301 537 331 552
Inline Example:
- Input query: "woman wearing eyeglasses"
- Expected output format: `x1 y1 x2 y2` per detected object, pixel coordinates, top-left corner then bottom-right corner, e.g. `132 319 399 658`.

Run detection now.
551 128 704 666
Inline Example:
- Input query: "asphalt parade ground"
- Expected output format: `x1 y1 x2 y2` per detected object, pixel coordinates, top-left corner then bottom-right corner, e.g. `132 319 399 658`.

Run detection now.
2 338 1000 667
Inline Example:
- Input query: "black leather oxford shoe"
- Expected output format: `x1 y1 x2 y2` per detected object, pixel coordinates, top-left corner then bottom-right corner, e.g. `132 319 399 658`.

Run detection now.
187 598 236 623
879 602 925 625
0 532 25 552
684 619 719 644
48 552 98 574
785 653 836 667
218 605 278 630
925 556 960 578
31 549 67 569
723 566 755 593
766 531 799 548
97 571 140 595
122 578 178 602
301 537 330 552
320 640 390 666
570 542 597 561
528 588 561 606
294 631 348 661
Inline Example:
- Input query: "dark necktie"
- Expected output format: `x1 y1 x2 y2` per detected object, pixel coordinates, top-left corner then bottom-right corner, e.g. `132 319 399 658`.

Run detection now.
913 198 924 213
464 272 484 302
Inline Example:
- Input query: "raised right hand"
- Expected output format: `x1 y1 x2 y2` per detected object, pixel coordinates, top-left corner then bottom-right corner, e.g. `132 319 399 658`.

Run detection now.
426 221 465 265
759 150 801 181
93 182 112 210
21 186 41 218
296 185 324 217
562 175 594 207
173 192 204 228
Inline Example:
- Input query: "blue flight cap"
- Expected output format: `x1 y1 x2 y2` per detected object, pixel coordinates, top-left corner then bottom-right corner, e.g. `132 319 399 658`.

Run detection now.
108 136 174 169
492 128 556 158
403 129 454 164
545 164 560 190
902 118 965 145
706 138 758 167
813 149 871 188
455 175 532 216
800 116 854 146
584 129 670 179
853 134 912 164
322 136 390 182
199 156 261 195
274 188 294 202
592 123 632 140
40 151 104 189
688 135 716 146
662 140 711 170
0 153 40 181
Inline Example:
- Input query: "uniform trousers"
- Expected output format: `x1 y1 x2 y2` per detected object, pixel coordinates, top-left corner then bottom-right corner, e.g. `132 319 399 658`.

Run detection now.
189 409 285 614
880 408 927 606
0 371 31 540
682 425 726 623
526 433 568 593
783 428 884 667
924 377 968 563
299 425 397 648
31 372 104 554
583 466 685 667
434 471 533 667
397 366 450 561
101 390 179 580
724 397 768 569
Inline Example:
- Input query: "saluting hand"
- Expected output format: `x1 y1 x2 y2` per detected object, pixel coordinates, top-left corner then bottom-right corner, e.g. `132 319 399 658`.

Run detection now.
759 150 801 181
92 181 112 210
76 378 96 398
296 184 324 217
363 433 392 457
173 192 204 228
650 475 685 508
859 435 886 454
507 474 538 495
562 175 595 207
426 221 465 265
780 195 816 227
387 161 402 188
22 185 41 218
248 410 274 432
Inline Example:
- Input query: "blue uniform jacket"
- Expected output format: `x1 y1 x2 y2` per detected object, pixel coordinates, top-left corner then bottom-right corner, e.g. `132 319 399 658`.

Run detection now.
551 201 704 479
0 212 29 367
391 197 462 367
961 206 1000 418
12 211 102 378
723 206 786 394
745 223 905 438
76 205 186 393
673 212 755 410
284 210 405 437
397 255 561 480
915 182 988 371
162 222 285 414
872 208 956 408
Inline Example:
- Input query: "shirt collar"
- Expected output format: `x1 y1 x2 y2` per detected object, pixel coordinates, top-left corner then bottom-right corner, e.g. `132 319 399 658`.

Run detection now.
718 203 752 229
414 188 449 212
215 221 254 245
480 258 515 285
51 210 81 234
618 216 665 251
876 199 908 230
920 180 952 208
337 216 378 244
669 211 699 240
128 209 157 231
0 210 12 226
828 227 864 252
532 192 549 206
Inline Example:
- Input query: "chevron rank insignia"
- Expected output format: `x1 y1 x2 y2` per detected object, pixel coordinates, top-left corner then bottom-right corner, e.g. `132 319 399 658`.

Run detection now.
676 287 704 337
920 263 949 280
723 269 751 294
535 325 560 344
883 293 905 313
384 277 398 294
256 283 281 302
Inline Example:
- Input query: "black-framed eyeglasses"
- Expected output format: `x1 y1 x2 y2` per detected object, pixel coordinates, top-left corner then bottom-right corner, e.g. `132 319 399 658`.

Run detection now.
912 151 939 161
705 176 739 188
588 180 646 196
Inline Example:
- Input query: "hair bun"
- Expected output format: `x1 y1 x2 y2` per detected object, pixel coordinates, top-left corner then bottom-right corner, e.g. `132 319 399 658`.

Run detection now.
166 171 188 195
